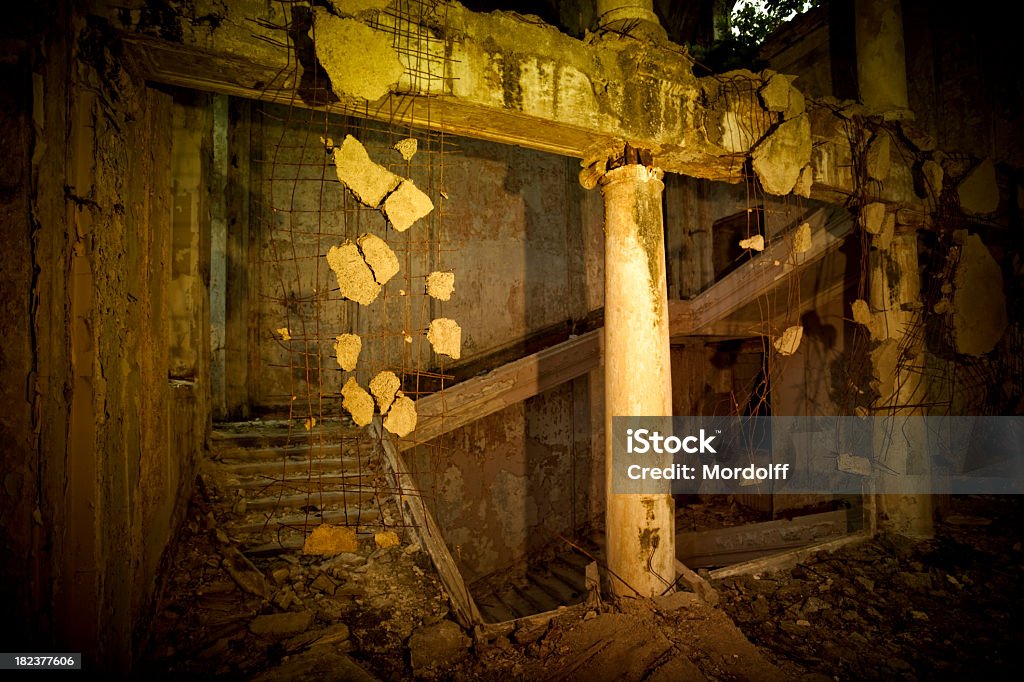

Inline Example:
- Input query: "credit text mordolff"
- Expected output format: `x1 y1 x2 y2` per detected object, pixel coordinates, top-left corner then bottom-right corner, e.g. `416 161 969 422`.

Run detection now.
626 463 791 481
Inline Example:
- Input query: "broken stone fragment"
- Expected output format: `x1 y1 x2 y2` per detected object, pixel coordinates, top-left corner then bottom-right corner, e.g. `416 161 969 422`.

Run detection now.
759 72 792 113
865 133 891 182
957 159 999 215
334 333 361 371
852 299 885 341
342 376 374 427
952 230 1007 355
313 10 405 102
425 271 455 301
751 114 811 196
332 134 401 207
303 524 359 556
393 137 418 161
427 318 462 359
793 164 813 198
327 240 381 305
861 202 887 235
383 392 417 437
773 325 803 356
383 179 434 232
250 611 314 639
369 370 400 414
408 620 471 673
374 530 400 549
221 545 270 599
738 234 765 251
356 233 399 285
793 222 812 254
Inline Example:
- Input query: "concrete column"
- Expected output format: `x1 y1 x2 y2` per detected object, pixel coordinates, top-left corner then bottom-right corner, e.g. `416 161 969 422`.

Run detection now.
600 163 676 596
869 229 933 537
595 0 666 40
854 0 910 116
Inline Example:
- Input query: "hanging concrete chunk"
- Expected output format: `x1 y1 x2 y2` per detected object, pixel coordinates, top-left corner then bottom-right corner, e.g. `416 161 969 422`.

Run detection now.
953 231 1007 355
793 164 813 198
369 370 401 414
313 10 404 102
393 137 418 161
427 318 462 359
383 391 417 437
738 234 764 251
852 299 885 341
751 114 811 196
357 233 400 285
773 325 803 356
425 271 455 301
866 133 891 182
957 159 999 216
333 134 401 208
759 72 793 113
327 240 381 305
861 202 887 235
334 333 361 371
342 377 375 427
793 222 812 254
383 179 434 232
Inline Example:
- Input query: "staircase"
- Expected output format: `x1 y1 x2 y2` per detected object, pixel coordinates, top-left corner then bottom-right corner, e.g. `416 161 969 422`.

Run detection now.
206 419 394 555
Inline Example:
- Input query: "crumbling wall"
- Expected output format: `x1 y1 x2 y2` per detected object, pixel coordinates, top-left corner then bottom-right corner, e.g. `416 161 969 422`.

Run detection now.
3 11 208 672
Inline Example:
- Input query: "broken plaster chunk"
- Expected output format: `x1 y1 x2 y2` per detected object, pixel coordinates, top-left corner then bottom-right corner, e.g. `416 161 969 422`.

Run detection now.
957 159 999 216
427 318 462 360
852 299 884 341
425 271 455 301
369 370 401 414
793 222 812 254
383 179 434 232
333 134 401 208
759 72 793 113
773 325 803 356
327 240 381 305
357 233 400 285
276 327 292 342
861 202 887 235
303 524 358 556
952 231 1007 355
393 137 418 161
739 234 765 251
751 113 811 196
342 376 374 427
866 133 892 182
374 530 400 549
334 333 361 371
313 10 404 102
793 164 813 198
383 391 417 437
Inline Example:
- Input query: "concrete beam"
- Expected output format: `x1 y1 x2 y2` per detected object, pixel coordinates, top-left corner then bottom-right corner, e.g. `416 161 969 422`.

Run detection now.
100 0 922 205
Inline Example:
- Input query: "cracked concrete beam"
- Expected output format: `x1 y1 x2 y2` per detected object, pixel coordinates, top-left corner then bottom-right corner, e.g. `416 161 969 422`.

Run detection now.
108 0 924 206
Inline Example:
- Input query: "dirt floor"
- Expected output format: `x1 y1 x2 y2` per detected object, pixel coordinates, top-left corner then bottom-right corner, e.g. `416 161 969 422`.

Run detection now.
138 486 1024 680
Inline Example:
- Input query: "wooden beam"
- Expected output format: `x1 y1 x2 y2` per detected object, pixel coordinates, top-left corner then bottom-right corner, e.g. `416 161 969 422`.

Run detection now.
677 508 850 568
669 207 853 340
397 330 602 452
708 530 872 580
368 418 483 627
